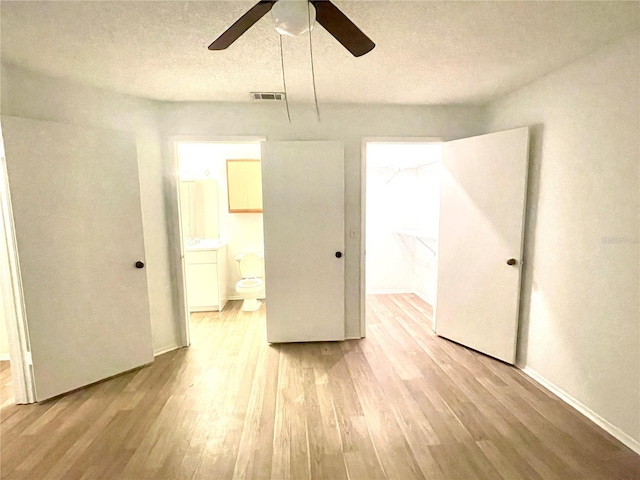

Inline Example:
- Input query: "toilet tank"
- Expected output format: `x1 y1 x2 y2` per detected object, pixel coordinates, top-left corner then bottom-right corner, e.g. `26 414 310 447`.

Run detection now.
236 253 264 278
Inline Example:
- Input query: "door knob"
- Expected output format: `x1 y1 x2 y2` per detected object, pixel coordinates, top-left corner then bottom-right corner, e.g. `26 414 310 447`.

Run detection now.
335 251 343 258
506 258 517 266
135 261 145 269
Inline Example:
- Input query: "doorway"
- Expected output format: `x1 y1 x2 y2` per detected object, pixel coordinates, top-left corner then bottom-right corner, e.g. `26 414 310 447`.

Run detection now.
362 129 529 364
364 141 443 329
174 140 266 345
173 139 347 346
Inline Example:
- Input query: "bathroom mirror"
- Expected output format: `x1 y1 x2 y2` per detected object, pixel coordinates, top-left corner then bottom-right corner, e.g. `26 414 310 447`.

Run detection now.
226 159 263 213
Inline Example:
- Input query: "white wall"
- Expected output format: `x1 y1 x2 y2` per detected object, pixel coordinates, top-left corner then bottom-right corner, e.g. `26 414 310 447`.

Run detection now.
411 162 440 305
2 36 638 450
159 102 485 337
486 33 640 446
366 163 416 294
0 64 485 348
177 142 266 299
0 64 181 355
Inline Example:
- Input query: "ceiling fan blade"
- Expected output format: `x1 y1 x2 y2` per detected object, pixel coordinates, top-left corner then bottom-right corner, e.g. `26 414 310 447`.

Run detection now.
208 0 278 50
310 0 375 57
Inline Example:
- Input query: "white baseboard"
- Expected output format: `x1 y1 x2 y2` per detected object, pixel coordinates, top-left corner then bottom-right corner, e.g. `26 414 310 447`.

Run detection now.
0 353 9 361
521 367 640 455
227 295 266 301
153 345 181 357
366 288 413 295
412 289 434 307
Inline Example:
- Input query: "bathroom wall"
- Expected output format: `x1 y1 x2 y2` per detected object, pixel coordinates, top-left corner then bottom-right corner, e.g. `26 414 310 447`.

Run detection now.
365 143 441 306
159 102 485 337
0 64 180 355
177 142 266 299
485 33 640 447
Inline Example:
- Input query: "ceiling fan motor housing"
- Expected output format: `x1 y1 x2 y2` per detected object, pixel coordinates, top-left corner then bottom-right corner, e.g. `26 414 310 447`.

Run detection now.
271 0 316 36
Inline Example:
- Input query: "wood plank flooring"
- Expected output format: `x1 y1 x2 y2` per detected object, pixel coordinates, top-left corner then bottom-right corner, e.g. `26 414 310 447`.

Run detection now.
1 294 638 479
0 362 13 411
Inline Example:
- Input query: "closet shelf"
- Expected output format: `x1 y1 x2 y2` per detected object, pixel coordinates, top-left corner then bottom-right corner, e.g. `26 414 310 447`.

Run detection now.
393 230 437 255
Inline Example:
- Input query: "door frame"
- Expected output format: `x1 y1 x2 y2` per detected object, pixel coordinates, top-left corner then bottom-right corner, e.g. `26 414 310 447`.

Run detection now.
360 137 443 338
168 136 266 347
0 128 38 404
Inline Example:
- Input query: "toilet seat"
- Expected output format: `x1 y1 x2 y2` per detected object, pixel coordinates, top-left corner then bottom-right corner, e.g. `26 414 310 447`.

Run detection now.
236 253 263 278
236 278 263 291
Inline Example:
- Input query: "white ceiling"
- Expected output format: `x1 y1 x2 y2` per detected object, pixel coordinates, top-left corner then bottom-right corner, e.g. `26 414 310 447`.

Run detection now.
1 1 638 105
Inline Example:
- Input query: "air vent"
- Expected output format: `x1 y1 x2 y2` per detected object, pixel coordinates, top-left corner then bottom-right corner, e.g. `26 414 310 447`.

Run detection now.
251 92 286 101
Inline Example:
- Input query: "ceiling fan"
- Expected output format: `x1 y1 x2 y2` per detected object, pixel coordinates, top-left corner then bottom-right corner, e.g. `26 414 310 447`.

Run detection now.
208 0 375 57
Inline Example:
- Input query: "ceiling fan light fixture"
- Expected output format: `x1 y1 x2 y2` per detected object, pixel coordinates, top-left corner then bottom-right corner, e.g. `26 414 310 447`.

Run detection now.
271 0 316 36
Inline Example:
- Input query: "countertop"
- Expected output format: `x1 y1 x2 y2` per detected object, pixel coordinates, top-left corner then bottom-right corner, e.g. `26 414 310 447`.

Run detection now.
185 239 227 251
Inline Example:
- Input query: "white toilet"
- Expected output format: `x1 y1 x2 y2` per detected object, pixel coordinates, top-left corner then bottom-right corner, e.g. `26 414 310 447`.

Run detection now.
235 252 264 311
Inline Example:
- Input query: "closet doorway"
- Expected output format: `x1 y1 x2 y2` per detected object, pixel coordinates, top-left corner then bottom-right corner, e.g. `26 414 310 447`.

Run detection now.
364 141 442 330
362 129 529 364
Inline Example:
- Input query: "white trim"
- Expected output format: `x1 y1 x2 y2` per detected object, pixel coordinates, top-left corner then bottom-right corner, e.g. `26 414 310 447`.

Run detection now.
0 151 35 404
521 366 640 455
360 139 367 338
366 288 414 295
0 353 9 361
362 136 444 145
153 345 181 357
167 136 191 348
188 305 225 312
412 289 435 307
413 290 436 332
227 295 266 301
169 135 266 145
169 136 267 350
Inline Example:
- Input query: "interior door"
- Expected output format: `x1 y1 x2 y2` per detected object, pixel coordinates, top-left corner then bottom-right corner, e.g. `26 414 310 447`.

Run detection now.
261 141 345 343
1 115 153 401
435 127 529 364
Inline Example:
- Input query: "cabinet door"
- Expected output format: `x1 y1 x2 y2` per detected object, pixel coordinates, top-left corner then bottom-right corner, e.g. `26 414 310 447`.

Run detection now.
227 160 263 212
186 263 220 309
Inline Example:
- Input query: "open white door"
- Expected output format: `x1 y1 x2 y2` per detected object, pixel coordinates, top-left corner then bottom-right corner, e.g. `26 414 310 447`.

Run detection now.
261 141 345 343
435 127 529 364
1 115 153 401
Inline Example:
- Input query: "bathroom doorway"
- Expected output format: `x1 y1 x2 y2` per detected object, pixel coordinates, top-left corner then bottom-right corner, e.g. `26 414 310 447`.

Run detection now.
174 140 267 346
363 140 443 330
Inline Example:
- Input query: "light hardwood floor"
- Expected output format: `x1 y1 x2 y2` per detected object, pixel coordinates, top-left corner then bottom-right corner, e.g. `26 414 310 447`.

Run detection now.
0 362 13 411
0 294 638 479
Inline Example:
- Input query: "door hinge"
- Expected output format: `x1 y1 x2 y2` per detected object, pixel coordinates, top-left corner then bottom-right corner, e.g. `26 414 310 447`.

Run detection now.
23 351 33 365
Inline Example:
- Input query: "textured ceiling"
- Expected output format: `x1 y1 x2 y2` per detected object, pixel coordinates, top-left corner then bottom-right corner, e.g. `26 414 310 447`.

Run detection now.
1 1 639 105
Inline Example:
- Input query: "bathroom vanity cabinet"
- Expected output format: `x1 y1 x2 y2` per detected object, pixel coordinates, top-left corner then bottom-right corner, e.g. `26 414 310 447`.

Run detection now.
185 243 228 312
